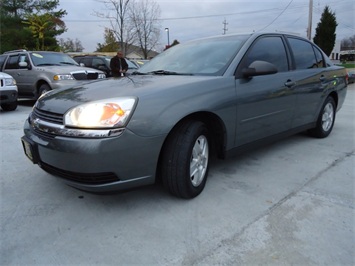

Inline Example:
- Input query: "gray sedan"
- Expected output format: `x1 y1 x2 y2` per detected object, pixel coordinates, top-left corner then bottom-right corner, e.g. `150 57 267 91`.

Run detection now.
21 33 347 199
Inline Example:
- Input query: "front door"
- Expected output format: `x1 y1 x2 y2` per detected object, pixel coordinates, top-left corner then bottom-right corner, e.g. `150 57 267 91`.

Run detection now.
234 35 296 146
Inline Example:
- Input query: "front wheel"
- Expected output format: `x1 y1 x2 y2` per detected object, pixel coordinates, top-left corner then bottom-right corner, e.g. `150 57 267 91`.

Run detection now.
161 120 210 199
309 96 336 138
37 84 51 99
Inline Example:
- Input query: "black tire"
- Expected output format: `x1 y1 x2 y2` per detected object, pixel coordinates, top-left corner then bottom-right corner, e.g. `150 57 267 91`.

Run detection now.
37 83 51 99
161 120 210 199
309 96 336 138
1 101 17 111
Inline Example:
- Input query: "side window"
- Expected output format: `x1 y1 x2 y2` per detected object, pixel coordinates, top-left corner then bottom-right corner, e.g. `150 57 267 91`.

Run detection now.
4 55 20 69
4 54 29 69
313 46 325 68
244 36 289 72
288 38 318 69
92 58 105 68
82 58 92 67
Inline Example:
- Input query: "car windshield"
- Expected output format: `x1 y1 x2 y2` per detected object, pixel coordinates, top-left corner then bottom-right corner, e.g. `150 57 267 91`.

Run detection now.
137 34 249 76
30 52 79 66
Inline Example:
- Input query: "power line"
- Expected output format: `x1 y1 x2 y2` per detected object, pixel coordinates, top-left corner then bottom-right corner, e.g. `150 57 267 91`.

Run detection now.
257 0 295 32
63 6 306 23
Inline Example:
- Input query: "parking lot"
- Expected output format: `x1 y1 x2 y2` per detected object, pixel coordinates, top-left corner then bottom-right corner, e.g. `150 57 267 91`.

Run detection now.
1 84 354 265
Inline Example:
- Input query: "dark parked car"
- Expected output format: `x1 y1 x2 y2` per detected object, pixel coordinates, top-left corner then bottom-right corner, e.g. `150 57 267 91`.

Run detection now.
347 70 355 84
73 55 139 77
21 33 347 199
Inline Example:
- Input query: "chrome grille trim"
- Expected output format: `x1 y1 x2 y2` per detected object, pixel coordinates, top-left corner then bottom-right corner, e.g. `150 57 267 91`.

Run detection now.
30 113 124 138
33 108 63 124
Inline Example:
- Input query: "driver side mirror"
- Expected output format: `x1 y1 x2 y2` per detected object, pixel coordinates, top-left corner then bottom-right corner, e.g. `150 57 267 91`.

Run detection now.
242 60 277 78
19 61 31 70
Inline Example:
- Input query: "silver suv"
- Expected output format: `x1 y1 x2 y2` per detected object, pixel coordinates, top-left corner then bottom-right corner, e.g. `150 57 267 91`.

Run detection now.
0 50 106 99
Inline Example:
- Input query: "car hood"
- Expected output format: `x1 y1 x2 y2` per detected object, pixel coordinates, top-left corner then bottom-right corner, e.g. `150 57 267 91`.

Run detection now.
35 75 224 114
33 65 103 74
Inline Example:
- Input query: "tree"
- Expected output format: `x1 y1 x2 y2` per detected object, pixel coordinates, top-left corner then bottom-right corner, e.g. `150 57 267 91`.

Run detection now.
96 28 120 52
129 0 161 59
0 0 67 53
94 0 133 55
94 0 162 57
58 38 84 52
23 13 53 50
313 5 338 56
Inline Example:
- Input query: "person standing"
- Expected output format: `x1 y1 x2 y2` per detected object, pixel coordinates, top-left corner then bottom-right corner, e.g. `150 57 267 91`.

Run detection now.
110 51 129 77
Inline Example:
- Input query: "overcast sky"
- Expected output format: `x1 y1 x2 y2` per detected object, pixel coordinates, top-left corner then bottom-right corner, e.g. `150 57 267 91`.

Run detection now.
58 0 355 52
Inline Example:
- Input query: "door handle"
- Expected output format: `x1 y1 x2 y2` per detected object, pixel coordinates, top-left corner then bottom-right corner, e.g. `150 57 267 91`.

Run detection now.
319 75 326 82
284 80 295 87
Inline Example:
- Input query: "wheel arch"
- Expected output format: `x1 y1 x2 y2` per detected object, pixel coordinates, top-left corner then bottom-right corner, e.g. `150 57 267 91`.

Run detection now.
36 79 51 94
156 111 227 182
328 91 338 108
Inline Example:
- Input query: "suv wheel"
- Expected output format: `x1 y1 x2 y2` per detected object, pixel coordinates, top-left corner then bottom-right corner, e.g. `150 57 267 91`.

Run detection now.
37 84 51 98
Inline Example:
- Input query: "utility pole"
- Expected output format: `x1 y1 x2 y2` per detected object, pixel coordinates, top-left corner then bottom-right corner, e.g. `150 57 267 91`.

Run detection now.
307 0 313 40
222 18 228 35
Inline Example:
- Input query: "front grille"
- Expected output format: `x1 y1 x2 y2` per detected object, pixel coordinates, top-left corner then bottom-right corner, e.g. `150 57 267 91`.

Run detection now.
72 72 98 80
33 108 63 124
40 162 120 185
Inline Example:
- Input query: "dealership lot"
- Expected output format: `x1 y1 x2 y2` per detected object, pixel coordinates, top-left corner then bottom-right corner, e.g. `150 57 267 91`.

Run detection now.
1 84 354 265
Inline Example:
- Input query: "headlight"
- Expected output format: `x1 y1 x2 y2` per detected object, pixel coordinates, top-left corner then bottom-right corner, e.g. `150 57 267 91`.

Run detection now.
4 78 16 86
64 97 136 128
98 73 106 79
53 74 74 80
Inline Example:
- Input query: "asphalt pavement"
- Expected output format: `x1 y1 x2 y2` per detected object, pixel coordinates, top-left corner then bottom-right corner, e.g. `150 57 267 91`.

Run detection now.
0 84 354 265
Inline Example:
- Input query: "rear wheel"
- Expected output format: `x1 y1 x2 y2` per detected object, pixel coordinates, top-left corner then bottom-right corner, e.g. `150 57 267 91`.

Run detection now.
309 96 336 138
161 120 210 199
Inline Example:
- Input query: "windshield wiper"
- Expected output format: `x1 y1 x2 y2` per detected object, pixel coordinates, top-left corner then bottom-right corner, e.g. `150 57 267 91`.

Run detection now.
148 70 192 75
60 62 77 65
36 63 59 66
132 71 148 75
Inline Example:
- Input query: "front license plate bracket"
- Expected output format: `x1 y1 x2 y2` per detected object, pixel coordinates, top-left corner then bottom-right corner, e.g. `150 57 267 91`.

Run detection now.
21 137 39 164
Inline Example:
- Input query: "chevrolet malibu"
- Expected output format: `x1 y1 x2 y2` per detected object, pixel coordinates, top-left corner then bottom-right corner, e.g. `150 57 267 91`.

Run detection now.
21 33 347 199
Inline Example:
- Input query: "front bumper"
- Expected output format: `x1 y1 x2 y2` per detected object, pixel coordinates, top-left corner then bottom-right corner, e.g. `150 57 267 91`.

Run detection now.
0 89 18 104
22 118 165 193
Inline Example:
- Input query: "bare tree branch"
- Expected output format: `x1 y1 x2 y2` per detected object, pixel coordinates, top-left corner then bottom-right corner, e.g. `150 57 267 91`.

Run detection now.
93 0 133 55
129 0 161 59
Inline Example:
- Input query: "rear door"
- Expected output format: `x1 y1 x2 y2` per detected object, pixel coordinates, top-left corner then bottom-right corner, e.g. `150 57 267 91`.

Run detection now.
286 37 328 127
234 35 296 146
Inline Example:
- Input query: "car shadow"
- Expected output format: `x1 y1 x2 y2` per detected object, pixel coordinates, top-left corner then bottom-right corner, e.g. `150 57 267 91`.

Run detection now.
18 99 36 107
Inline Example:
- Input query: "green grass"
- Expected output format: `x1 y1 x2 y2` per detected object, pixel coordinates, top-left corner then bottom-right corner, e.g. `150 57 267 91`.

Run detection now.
338 62 355 68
